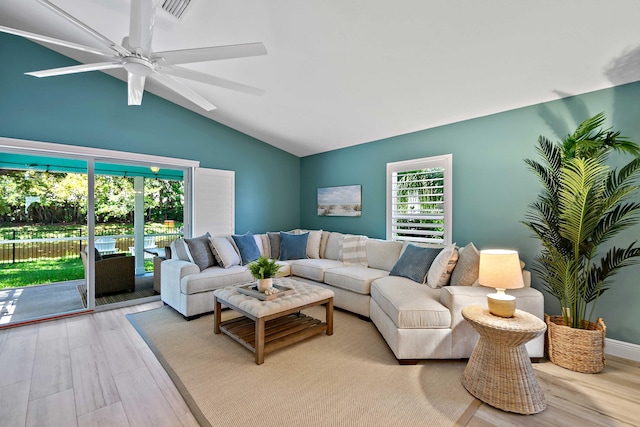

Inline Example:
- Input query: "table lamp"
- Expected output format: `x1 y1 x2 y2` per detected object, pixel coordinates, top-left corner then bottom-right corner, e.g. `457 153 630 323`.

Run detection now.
478 249 524 317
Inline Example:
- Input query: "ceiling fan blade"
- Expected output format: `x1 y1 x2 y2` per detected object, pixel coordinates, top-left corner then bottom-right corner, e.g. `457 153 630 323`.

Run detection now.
35 0 130 56
154 42 267 66
26 62 123 78
129 0 158 55
0 25 115 58
161 65 264 96
151 73 217 111
128 72 146 105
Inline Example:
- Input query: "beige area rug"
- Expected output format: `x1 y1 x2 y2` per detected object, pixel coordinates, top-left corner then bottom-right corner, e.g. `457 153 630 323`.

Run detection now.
127 305 479 427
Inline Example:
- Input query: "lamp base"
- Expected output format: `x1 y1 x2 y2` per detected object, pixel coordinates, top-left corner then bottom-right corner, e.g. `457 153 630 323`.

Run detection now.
487 290 516 317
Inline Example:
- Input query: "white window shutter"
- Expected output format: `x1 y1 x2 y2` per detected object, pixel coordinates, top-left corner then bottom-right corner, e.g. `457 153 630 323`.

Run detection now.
192 167 234 237
386 154 452 245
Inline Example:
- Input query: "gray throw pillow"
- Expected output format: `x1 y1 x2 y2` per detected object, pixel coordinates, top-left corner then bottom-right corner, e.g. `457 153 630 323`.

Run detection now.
389 244 442 284
267 232 281 259
450 242 480 286
184 232 215 271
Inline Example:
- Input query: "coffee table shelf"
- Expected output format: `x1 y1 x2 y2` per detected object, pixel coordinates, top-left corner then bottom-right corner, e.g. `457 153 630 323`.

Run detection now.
219 312 327 355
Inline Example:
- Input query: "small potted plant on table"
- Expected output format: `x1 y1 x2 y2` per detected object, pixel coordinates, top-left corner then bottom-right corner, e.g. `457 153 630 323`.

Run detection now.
248 256 282 292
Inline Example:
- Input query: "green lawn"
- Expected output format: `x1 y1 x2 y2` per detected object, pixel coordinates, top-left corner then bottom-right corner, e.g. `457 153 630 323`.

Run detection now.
0 258 153 288
0 258 84 288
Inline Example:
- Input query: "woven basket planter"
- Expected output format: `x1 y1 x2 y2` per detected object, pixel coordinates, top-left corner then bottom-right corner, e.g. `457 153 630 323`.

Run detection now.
545 314 606 373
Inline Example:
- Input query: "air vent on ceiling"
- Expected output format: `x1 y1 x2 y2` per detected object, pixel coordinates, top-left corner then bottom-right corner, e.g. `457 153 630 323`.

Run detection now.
161 0 191 19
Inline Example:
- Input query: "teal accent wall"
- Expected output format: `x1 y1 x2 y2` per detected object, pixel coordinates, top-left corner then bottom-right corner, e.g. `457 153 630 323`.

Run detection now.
0 34 300 233
3 32 639 346
301 82 640 345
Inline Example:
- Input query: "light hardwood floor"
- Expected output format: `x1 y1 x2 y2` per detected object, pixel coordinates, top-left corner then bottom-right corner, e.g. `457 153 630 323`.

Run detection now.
0 301 198 427
0 302 638 426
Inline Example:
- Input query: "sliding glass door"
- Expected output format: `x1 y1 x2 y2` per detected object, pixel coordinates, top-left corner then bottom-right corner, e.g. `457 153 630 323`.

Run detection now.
91 161 184 307
0 151 89 324
0 145 187 325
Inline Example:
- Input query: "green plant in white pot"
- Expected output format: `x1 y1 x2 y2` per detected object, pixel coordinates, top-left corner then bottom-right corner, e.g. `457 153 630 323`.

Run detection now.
248 256 281 292
523 112 640 373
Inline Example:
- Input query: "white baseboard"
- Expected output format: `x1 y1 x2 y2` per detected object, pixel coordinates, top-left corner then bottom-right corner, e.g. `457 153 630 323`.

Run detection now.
605 338 640 362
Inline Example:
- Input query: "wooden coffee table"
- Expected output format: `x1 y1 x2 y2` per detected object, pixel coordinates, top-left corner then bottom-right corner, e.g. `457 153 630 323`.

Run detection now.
213 278 334 364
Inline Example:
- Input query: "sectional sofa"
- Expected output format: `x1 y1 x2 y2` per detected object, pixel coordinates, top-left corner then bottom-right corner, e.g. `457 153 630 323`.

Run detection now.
161 230 544 362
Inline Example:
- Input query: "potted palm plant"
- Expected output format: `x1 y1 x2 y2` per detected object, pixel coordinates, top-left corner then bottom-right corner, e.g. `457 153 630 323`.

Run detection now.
248 256 281 292
523 112 640 373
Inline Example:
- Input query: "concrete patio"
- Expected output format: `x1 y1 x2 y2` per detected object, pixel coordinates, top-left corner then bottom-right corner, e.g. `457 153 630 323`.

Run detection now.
0 274 156 325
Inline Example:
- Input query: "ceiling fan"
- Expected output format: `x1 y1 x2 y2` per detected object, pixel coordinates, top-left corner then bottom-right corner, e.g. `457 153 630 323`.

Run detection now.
0 0 267 111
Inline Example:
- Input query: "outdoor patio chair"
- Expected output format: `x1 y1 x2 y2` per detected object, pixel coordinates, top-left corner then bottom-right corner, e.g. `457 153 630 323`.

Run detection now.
80 249 135 297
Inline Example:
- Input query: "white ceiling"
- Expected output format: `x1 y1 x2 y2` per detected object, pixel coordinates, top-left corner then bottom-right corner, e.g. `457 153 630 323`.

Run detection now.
1 0 640 157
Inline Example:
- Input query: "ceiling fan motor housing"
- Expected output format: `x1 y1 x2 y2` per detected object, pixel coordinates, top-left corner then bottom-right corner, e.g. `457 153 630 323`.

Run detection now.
123 56 154 76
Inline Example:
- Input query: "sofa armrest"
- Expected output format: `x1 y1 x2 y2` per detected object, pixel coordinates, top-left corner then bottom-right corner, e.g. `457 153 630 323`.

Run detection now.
440 285 544 321
440 282 545 358
161 259 200 308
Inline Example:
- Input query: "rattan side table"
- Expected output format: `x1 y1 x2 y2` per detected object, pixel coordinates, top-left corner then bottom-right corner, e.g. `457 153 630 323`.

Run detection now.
461 305 547 414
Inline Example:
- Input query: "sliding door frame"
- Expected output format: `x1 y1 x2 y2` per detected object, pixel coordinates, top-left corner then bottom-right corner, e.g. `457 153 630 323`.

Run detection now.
0 136 199 314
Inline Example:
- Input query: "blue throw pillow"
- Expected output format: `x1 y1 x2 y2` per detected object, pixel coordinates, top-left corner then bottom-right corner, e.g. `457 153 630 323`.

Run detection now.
232 233 261 265
389 244 442 284
279 232 309 261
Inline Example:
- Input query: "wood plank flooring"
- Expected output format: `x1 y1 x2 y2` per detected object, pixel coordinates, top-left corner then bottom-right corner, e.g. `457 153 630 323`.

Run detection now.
0 301 637 426
0 301 198 427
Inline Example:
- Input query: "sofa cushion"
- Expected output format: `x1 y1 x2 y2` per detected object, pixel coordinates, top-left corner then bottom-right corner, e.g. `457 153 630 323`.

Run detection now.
267 232 281 259
170 238 192 262
371 277 451 328
275 260 291 277
184 233 216 271
232 233 261 265
426 244 459 288
324 232 344 260
305 230 323 259
324 266 388 295
280 232 309 260
290 258 345 282
209 236 241 269
180 265 252 295
450 242 480 286
365 239 403 271
389 244 442 284
248 234 268 257
319 231 330 258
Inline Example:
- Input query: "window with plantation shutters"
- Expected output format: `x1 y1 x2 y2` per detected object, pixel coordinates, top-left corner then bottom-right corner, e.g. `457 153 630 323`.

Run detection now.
386 155 452 245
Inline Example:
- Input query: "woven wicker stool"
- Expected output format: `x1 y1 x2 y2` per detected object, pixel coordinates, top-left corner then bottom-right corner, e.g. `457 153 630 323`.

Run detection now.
461 306 547 414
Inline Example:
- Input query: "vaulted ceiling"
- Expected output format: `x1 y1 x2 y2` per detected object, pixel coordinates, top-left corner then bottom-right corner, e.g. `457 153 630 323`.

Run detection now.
1 0 639 157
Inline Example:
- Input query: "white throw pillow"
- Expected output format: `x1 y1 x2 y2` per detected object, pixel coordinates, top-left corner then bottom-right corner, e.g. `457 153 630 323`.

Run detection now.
426 243 458 288
306 230 323 259
209 236 240 268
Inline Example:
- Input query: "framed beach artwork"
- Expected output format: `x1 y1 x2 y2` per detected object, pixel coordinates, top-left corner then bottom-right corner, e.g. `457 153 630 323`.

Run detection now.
317 185 362 217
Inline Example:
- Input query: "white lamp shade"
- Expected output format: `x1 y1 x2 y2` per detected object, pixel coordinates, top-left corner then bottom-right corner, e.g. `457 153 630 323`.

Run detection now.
478 249 524 290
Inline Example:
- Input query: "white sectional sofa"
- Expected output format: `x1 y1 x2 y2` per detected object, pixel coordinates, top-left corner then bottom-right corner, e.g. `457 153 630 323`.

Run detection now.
161 230 544 363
